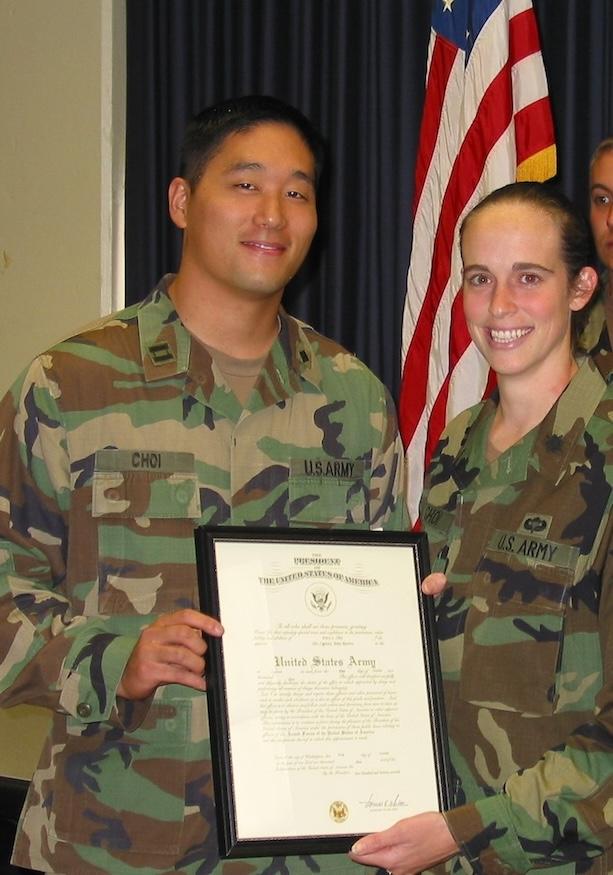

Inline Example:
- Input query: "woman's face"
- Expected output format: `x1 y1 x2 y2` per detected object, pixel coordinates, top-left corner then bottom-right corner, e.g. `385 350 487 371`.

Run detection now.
590 150 613 270
461 201 594 384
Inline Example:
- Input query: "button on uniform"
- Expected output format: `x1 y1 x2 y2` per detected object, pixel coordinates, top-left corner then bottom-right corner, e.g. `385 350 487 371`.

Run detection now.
174 486 190 505
76 702 92 718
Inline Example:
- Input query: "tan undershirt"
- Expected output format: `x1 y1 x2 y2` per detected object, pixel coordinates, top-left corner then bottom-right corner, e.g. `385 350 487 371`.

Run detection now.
201 342 266 406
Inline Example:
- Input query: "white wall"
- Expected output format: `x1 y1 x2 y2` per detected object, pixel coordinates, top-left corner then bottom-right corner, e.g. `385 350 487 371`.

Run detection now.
0 0 125 779
0 0 125 397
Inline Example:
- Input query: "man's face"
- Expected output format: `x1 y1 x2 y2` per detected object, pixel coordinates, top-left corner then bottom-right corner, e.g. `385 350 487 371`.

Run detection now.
169 122 318 301
590 150 613 271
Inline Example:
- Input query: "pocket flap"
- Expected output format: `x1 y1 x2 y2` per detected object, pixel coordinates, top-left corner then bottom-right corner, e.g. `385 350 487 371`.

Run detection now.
92 450 200 519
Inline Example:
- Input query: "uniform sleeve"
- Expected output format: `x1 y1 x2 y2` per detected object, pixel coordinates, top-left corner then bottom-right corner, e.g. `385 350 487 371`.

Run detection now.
368 383 408 532
0 359 143 726
444 524 613 873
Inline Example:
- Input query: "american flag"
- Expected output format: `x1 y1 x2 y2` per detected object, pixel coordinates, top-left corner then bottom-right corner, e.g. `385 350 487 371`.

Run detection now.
399 0 556 523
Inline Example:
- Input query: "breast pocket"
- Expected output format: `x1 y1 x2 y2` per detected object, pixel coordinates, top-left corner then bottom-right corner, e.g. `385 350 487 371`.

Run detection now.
92 450 201 615
288 457 369 527
460 541 577 716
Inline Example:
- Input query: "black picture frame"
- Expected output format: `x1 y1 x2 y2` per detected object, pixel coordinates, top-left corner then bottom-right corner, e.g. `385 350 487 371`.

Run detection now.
195 526 451 858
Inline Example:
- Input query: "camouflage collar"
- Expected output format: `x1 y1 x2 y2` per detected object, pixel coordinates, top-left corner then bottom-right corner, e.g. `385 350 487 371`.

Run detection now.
137 277 189 382
453 356 609 488
137 276 322 392
275 309 323 389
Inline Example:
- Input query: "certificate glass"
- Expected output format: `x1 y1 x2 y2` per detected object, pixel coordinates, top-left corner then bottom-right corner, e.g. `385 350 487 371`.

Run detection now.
195 527 450 858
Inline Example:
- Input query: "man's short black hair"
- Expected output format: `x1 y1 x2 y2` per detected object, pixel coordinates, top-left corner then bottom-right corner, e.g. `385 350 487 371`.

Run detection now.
179 94 326 189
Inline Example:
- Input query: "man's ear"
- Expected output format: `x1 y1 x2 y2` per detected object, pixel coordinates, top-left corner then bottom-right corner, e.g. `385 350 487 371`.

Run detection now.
570 266 599 312
168 177 191 230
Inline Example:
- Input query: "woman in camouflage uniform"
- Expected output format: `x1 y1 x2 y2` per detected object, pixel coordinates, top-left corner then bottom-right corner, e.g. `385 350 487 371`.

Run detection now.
350 183 613 874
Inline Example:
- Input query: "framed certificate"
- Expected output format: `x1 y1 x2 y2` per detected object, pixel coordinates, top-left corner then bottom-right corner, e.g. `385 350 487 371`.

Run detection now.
195 527 450 858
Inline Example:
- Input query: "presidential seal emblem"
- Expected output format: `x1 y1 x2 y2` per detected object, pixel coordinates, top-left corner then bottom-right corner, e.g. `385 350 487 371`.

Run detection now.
329 800 349 823
306 583 336 616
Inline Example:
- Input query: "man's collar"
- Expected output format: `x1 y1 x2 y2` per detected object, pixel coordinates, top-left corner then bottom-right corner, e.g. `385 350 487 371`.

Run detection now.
136 276 323 391
138 275 190 381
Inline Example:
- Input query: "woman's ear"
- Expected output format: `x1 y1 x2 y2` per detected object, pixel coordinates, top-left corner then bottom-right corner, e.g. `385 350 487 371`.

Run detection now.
570 266 599 312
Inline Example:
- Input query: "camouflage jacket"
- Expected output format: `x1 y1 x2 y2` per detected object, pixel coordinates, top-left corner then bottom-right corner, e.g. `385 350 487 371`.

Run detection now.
0 277 407 874
421 353 613 875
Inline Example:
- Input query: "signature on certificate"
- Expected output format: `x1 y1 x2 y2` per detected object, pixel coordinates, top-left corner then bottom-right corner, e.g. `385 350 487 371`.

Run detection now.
359 793 407 811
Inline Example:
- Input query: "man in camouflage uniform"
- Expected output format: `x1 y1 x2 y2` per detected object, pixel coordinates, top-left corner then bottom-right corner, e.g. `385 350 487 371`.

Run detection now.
417 350 613 873
0 96 407 874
